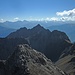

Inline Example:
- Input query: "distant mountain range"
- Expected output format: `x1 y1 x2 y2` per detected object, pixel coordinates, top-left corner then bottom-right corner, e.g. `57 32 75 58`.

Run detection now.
0 20 66 29
0 20 75 42
0 20 64 37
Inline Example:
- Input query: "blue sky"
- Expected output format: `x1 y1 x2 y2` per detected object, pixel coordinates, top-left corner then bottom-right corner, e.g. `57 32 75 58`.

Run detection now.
0 0 75 22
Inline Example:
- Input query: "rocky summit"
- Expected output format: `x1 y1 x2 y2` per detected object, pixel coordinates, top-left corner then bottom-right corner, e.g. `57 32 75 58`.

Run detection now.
0 44 67 75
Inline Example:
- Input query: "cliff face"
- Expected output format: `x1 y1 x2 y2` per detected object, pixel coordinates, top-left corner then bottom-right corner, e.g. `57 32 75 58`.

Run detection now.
0 44 67 75
7 24 71 61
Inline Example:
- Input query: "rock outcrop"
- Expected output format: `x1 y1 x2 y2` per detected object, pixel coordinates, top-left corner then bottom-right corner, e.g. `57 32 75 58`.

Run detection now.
0 44 67 75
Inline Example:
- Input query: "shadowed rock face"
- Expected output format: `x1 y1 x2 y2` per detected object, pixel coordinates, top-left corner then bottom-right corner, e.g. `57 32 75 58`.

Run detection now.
0 44 67 75
0 60 6 75
0 38 29 60
55 43 75 75
7 24 71 62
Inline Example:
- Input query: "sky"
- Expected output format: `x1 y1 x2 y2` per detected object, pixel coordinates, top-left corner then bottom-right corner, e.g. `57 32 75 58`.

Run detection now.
0 0 75 22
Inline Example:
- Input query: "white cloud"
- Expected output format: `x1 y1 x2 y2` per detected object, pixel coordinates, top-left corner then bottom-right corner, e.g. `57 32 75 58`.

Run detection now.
0 19 4 22
14 17 19 21
50 17 59 21
45 17 51 21
1 19 3 21
56 8 75 16
56 8 75 21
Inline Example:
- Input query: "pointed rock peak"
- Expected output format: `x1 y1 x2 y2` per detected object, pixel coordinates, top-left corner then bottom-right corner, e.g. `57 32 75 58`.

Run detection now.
36 24 42 27
32 24 45 30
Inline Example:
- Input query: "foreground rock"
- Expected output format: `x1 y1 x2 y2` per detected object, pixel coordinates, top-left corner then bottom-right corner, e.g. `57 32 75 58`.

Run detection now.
0 44 67 75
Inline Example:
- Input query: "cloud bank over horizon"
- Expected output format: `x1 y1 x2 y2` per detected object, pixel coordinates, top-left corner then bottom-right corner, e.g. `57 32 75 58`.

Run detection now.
0 8 75 22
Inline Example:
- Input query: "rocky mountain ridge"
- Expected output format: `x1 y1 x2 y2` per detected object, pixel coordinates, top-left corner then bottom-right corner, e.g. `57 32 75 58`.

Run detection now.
7 24 72 61
0 24 74 75
0 44 67 75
